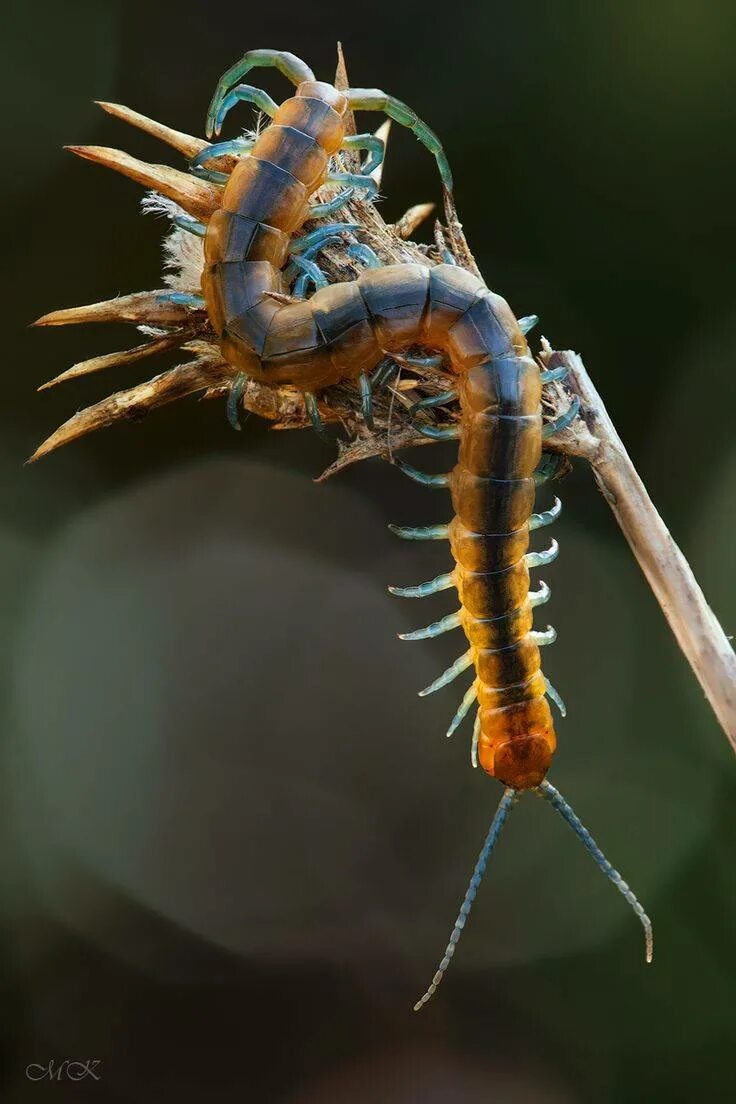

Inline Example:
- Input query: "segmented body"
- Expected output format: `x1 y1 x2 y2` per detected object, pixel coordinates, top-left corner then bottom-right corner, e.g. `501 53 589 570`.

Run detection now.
36 48 653 1007
200 76 555 790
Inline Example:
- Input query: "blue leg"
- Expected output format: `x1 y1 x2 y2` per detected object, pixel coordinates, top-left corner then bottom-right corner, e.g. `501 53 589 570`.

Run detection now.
304 392 329 442
414 423 460 441
387 523 449 540
395 460 450 488
534 453 566 485
529 625 557 646
537 781 653 964
290 223 359 255
358 372 374 429
471 712 480 768
174 216 206 238
288 256 329 297
525 539 559 568
308 188 355 218
398 354 445 371
408 389 457 417
206 50 314 136
518 314 539 335
446 683 478 738
388 571 455 599
346 89 453 191
529 580 551 607
155 292 205 309
413 786 518 1011
348 242 382 269
370 359 398 390
226 372 247 430
190 138 254 183
341 133 386 177
543 395 581 439
399 610 462 641
326 171 378 200
544 676 567 718
529 497 562 530
418 651 474 697
209 85 278 138
540 366 569 384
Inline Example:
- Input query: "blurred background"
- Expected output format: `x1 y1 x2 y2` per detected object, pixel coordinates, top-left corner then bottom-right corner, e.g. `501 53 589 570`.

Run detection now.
3 0 736 1099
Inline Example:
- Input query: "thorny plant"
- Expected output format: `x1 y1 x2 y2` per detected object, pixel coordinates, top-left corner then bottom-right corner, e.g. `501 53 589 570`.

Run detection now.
31 49 572 483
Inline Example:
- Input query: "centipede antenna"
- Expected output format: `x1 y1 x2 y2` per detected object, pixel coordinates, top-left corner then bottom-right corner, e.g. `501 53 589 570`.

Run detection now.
413 787 518 1012
537 781 653 964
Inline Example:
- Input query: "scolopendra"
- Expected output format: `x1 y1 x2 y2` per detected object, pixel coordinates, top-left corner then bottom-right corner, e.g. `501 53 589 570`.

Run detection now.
32 46 653 1011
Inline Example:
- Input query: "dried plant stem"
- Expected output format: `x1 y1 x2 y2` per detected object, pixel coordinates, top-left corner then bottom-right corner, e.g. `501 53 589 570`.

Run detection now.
545 347 736 751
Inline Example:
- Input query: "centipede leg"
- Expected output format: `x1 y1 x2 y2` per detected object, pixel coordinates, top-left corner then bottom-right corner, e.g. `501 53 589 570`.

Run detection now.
174 216 206 237
408 388 457 417
208 84 279 137
190 138 255 184
370 358 399 391
394 460 450 488
155 291 206 309
542 396 581 439
414 423 460 441
387 522 450 540
529 496 562 530
525 539 559 568
288 256 329 297
308 189 355 219
289 223 360 256
519 314 539 335
345 88 453 190
544 676 567 717
305 392 329 442
206 49 315 136
226 372 247 430
347 242 382 269
446 682 478 738
341 133 386 178
540 366 569 384
418 650 473 697
529 625 557 646
534 453 566 485
326 171 378 200
358 372 374 428
398 610 461 641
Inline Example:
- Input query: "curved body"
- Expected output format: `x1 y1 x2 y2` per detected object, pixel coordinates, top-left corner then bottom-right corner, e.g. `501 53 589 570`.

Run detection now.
201 78 556 790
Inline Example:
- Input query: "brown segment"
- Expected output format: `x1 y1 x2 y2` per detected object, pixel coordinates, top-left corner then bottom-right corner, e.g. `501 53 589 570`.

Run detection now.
200 80 556 789
272 97 345 153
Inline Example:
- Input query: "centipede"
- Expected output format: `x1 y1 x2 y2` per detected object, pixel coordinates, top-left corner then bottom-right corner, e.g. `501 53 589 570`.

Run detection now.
32 47 653 1010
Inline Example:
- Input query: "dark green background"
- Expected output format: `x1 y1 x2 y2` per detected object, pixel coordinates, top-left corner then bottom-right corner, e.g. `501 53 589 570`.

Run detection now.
3 1 735 1100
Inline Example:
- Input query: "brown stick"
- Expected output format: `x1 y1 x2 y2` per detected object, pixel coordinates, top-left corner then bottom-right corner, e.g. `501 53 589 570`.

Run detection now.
542 346 736 751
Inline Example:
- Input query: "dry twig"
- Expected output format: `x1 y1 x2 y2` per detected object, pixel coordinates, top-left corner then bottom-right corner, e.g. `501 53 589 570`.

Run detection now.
540 344 736 750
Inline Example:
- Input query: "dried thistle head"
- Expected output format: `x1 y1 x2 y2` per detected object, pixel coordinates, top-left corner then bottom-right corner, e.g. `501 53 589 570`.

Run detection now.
31 48 569 480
